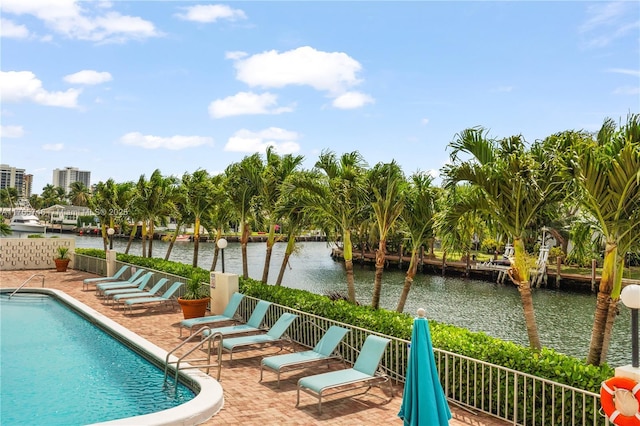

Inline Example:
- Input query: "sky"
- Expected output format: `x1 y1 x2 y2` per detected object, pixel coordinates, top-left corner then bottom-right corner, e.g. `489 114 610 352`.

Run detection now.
1 1 638 195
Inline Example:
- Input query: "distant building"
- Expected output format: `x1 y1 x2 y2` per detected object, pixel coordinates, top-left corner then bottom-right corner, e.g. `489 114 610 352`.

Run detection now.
0 164 27 197
52 167 91 194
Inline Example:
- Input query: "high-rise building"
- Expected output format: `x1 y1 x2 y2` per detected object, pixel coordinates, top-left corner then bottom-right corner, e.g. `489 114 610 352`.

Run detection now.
0 164 26 197
52 167 91 194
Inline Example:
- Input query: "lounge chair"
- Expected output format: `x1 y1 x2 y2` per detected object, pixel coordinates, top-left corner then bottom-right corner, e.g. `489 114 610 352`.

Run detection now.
123 281 183 314
261 325 349 388
221 312 298 362
95 269 146 296
99 272 153 299
82 265 130 290
179 292 245 337
110 278 169 306
200 300 272 338
296 334 393 414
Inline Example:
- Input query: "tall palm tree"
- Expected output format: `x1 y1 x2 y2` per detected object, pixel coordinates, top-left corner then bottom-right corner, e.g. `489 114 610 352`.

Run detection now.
205 173 234 272
225 154 263 278
164 183 189 261
182 169 216 268
396 173 439 312
367 161 406 309
442 128 569 350
90 179 119 251
563 114 640 365
68 181 91 206
0 188 19 209
257 147 304 283
301 150 369 303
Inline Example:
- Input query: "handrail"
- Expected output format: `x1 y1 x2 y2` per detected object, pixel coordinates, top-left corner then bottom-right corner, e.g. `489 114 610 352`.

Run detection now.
163 328 224 389
8 274 45 299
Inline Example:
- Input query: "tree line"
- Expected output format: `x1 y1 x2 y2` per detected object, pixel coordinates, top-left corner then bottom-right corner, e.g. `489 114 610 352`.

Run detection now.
1 114 638 366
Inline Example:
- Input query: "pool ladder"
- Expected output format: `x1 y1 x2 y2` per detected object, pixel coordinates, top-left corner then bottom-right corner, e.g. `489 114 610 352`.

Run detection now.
163 328 224 388
8 274 45 299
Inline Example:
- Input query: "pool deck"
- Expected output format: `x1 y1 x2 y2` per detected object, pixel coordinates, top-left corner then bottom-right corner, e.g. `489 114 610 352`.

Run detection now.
1 269 509 426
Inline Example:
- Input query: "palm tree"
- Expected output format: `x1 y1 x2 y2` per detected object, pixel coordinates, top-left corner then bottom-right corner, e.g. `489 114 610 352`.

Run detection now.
0 188 19 209
164 183 190 261
225 154 263 278
205 173 234 272
0 222 12 236
68 181 91 206
303 150 369 303
396 172 439 312
132 170 176 258
563 114 640 365
367 161 406 309
90 179 119 251
256 147 304 283
442 128 570 350
182 169 216 268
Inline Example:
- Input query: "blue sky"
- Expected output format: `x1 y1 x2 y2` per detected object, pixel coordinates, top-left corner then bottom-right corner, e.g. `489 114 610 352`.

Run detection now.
1 1 638 194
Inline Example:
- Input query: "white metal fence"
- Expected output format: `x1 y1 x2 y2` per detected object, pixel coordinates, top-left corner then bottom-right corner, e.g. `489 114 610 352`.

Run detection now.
75 255 608 425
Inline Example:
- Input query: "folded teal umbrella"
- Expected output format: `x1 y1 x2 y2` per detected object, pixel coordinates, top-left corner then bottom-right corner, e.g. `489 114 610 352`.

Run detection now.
398 308 452 426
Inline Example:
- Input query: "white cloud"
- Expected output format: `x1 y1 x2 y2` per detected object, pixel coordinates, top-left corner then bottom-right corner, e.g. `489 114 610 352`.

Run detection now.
119 132 214 150
332 91 374 109
579 2 639 48
231 46 363 95
1 0 160 43
64 70 112 85
0 18 30 38
607 68 640 77
225 50 248 60
176 4 246 23
421 118 430 125
613 86 640 95
43 143 64 151
209 91 293 118
224 127 300 154
0 125 24 138
0 71 81 108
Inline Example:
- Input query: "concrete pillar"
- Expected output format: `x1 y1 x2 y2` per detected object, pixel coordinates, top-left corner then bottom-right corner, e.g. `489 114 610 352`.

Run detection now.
106 249 117 277
210 272 239 315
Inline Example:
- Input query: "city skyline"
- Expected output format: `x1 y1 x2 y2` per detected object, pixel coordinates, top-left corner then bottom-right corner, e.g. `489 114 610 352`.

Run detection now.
1 1 638 194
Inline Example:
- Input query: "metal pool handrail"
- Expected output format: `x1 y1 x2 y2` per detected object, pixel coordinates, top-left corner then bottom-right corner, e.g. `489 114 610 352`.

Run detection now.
8 274 45 299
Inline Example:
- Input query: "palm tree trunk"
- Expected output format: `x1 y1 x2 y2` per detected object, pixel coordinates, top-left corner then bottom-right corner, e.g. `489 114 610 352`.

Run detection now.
101 225 108 252
148 221 155 258
372 239 386 309
192 218 200 268
125 224 137 255
397 249 418 313
517 282 542 350
210 229 222 271
587 241 617 365
165 224 181 261
599 298 620 365
276 232 296 286
343 230 356 303
241 222 250 279
261 223 276 283
141 222 148 257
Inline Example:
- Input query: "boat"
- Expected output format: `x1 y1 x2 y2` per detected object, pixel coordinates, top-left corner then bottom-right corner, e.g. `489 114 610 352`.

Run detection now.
9 212 47 233
174 234 191 242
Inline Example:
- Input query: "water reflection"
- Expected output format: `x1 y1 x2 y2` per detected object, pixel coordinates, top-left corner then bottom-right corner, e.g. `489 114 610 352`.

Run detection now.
74 236 632 366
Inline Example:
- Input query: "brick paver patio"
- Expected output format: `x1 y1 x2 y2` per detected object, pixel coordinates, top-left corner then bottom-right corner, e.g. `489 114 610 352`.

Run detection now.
1 269 508 426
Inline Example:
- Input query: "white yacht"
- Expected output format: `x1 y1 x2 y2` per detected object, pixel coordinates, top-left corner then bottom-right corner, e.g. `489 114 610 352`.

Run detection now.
9 212 47 233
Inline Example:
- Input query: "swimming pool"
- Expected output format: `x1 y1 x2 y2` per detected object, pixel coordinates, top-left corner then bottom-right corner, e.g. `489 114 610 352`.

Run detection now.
0 288 223 425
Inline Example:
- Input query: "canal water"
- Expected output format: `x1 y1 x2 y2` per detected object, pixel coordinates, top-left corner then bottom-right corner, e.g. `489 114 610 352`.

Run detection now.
73 235 632 366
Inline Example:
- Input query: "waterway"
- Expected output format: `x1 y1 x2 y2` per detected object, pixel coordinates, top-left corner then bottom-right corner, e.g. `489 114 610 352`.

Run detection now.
72 235 632 367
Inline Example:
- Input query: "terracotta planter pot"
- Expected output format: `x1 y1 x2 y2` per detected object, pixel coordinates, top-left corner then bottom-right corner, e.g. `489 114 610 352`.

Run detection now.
177 297 210 319
54 258 70 272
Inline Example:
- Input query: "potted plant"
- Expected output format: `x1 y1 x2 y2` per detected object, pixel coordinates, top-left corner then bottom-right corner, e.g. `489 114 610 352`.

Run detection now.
177 269 210 319
54 246 71 272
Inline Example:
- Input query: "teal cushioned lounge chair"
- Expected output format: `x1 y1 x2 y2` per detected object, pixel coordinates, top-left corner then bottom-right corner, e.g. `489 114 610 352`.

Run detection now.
261 325 349 388
200 300 272 338
101 272 153 300
179 292 245 337
296 334 393 414
221 312 298 362
95 269 146 296
82 265 130 290
123 281 183 314
110 278 169 306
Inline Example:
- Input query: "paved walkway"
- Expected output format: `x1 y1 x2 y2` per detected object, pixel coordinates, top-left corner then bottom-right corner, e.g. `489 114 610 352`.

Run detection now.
1 269 509 426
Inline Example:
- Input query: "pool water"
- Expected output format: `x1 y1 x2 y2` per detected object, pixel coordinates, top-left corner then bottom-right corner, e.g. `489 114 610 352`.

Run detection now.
0 293 195 425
